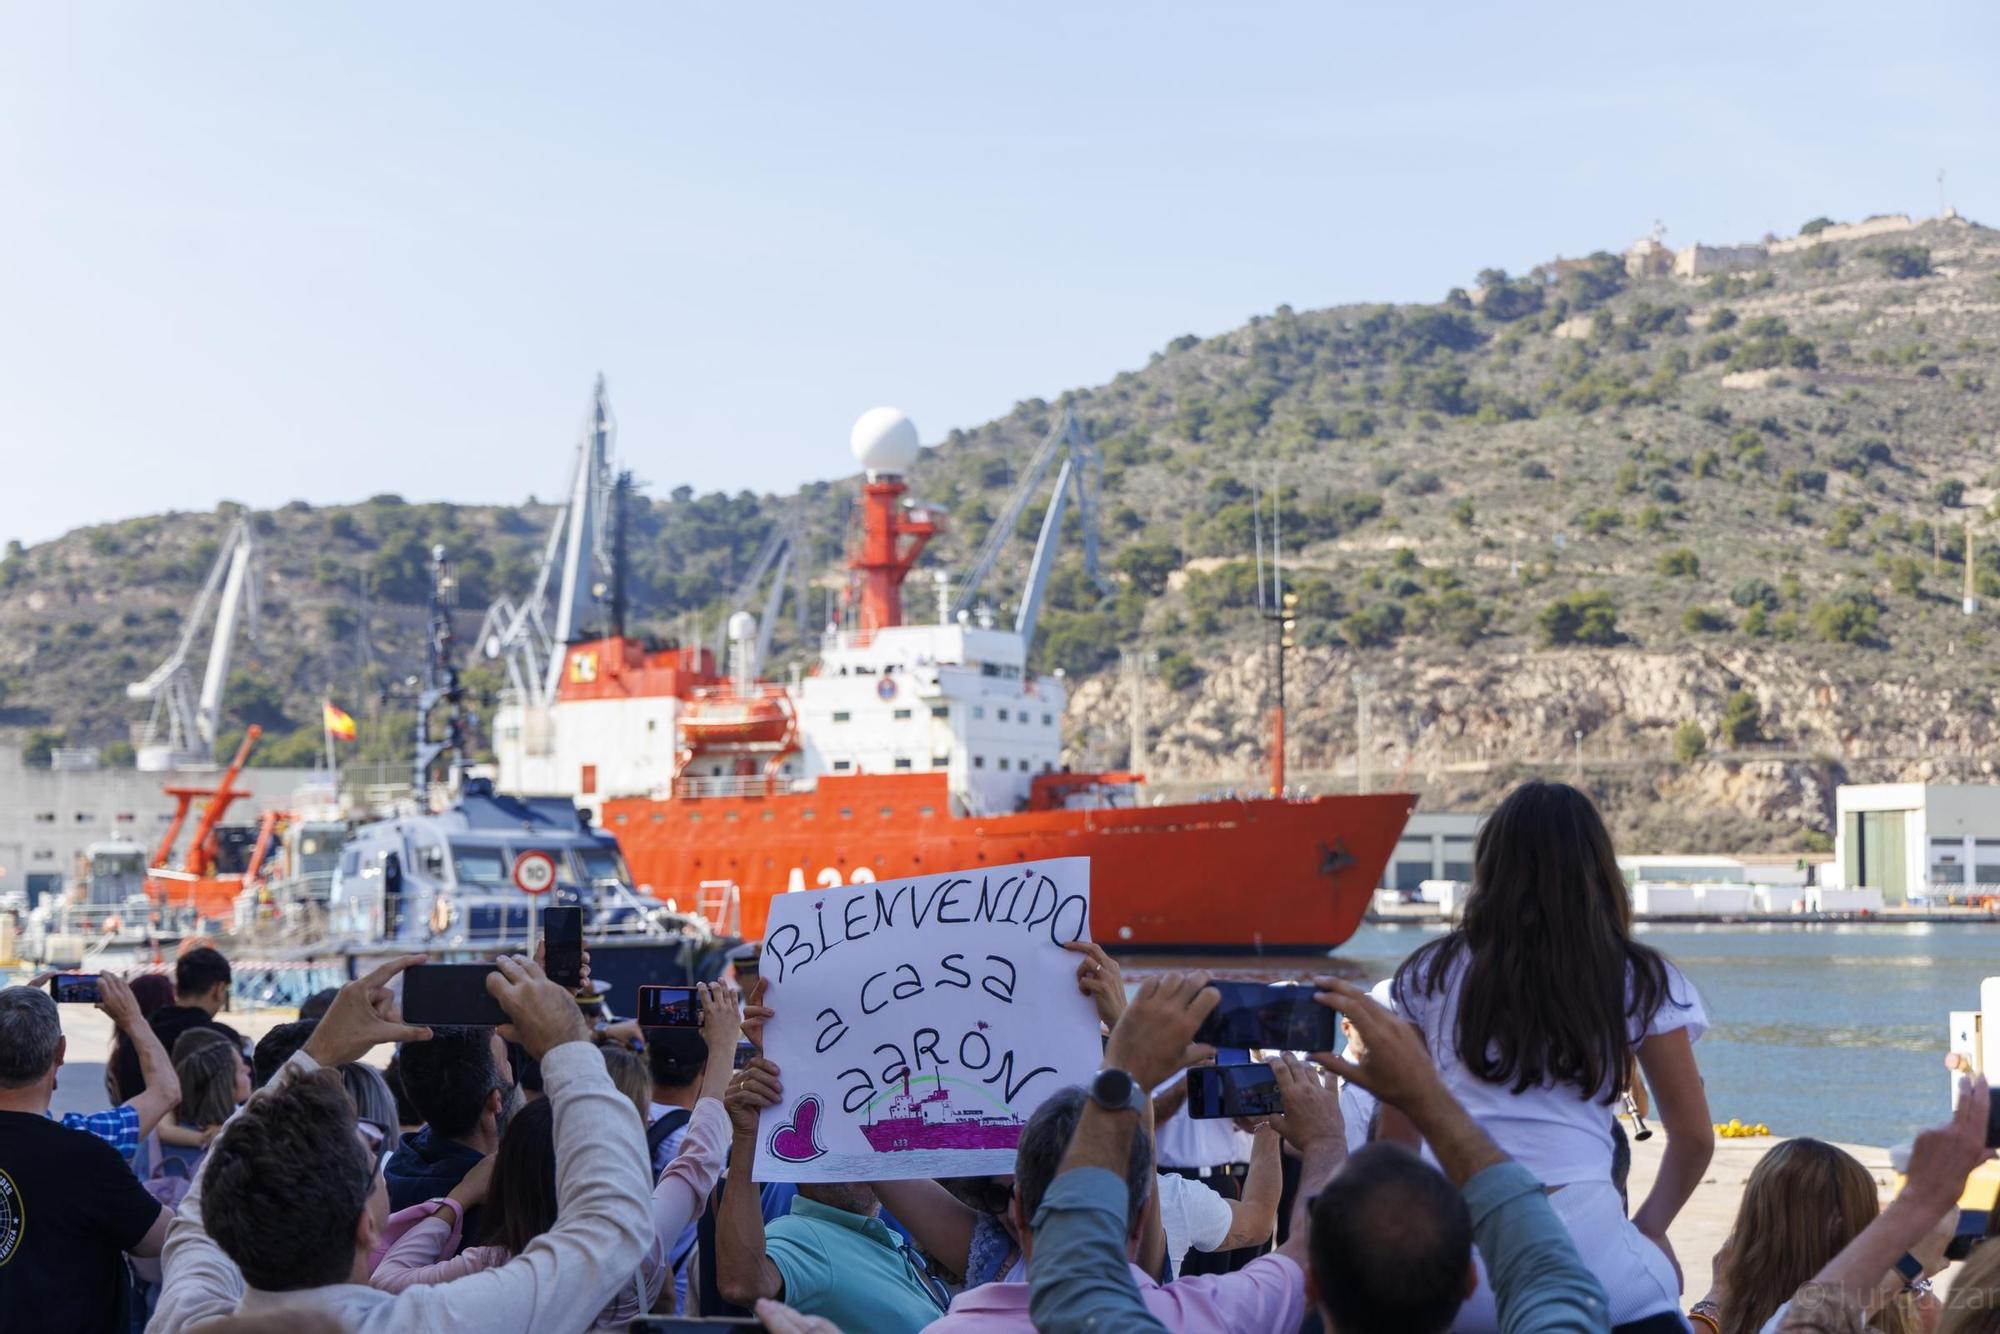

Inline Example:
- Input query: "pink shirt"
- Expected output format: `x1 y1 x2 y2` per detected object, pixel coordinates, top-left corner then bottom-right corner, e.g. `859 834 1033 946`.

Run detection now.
923 1253 1304 1334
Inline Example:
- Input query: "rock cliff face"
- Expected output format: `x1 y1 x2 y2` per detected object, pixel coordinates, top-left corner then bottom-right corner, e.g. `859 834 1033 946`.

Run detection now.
1066 644 1999 851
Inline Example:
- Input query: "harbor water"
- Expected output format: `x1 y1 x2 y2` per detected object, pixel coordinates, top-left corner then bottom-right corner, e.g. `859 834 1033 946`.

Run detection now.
1336 921 1994 1148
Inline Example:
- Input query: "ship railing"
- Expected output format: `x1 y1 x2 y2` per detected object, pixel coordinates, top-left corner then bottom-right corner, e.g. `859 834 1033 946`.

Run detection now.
674 774 781 800
691 880 741 937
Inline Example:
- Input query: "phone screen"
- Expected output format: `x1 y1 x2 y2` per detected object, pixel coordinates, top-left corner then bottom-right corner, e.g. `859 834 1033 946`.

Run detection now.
543 907 583 991
1187 1064 1283 1119
638 985 702 1028
401 964 507 1026
48 974 102 1004
1191 981 1337 1052
733 1039 757 1069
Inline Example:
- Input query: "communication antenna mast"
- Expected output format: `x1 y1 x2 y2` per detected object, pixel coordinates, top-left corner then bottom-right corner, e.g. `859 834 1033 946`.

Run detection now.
414 545 471 802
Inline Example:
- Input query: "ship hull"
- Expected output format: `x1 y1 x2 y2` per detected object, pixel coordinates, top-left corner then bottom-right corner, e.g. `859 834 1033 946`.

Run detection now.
604 773 1412 951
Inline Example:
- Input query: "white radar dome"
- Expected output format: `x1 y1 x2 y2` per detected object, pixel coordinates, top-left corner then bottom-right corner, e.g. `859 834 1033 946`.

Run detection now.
850 407 921 475
727 610 758 641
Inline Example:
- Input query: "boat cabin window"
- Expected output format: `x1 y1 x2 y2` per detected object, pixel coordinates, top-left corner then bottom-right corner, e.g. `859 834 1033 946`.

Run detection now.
833 711 851 723
833 759 852 771
340 848 360 876
998 709 1010 722
576 845 627 885
893 708 911 720
931 705 949 719
296 829 344 877
893 757 912 769
451 843 509 885
410 836 450 888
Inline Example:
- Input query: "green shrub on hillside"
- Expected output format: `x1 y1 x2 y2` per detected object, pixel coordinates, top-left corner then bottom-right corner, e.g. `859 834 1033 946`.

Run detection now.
1721 691 1762 744
1866 245 1932 279
1808 591 1882 645
1682 606 1727 632
1658 548 1700 577
1538 589 1619 646
1673 721 1707 763
1730 579 1780 610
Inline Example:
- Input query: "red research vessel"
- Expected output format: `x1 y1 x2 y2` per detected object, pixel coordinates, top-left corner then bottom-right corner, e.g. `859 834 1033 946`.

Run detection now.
496 408 1412 950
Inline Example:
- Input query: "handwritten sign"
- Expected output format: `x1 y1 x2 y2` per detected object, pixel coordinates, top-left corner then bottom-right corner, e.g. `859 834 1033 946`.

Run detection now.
752 857 1100 1182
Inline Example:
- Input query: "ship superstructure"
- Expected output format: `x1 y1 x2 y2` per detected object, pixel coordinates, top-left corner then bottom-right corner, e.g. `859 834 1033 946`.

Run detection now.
492 392 1413 949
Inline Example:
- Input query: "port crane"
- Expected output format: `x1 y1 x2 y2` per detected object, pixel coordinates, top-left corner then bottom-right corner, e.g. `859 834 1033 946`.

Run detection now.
125 518 259 770
951 409 1111 646
479 375 619 709
724 509 810 675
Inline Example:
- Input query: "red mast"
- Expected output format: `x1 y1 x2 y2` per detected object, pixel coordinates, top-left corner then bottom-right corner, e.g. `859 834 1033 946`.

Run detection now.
846 407 941 634
855 476 939 632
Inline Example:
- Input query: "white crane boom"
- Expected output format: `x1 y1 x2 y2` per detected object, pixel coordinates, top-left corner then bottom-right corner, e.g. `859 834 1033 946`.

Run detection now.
951 409 1109 642
125 518 257 769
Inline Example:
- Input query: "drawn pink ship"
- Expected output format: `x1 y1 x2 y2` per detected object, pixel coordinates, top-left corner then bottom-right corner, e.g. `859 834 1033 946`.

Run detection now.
862 1072 1024 1152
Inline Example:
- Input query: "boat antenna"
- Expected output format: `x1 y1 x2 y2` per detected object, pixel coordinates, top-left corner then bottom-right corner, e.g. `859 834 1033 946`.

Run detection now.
413 544 470 802
610 469 632 639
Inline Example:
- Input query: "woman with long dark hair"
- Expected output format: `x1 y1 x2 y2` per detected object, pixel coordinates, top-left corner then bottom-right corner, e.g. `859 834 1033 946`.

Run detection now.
1385 779 1713 1328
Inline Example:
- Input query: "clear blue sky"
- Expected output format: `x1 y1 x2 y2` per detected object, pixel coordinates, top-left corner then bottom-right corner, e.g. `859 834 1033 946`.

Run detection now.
3 2 1995 548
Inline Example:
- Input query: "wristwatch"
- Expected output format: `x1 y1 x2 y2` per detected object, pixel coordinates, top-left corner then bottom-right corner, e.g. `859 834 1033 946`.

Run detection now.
1089 1067 1145 1114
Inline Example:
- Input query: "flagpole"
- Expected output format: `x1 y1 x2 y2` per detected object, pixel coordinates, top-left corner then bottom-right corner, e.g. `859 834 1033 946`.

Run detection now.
323 699 338 793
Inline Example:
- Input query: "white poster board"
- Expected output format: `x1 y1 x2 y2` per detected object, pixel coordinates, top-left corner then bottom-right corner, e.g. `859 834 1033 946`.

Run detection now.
751 857 1100 1182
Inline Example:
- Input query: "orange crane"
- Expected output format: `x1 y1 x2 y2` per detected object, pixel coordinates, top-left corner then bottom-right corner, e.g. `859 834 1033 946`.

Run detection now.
145 725 264 924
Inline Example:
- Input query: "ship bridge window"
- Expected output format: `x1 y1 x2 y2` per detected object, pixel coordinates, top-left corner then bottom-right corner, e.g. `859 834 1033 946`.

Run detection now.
893 757 912 770
450 844 508 884
833 711 851 723
1042 714 1053 726
998 757 1011 771
973 757 986 769
980 663 999 677
577 845 628 885
833 759 852 771
998 709 1010 722
893 708 911 720
931 754 949 768
931 705 949 719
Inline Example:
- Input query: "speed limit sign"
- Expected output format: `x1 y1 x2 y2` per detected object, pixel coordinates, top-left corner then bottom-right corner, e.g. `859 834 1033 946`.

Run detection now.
512 850 558 896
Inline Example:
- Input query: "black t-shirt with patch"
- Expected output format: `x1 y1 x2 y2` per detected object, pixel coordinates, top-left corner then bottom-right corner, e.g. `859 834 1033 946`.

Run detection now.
0 1110 163 1333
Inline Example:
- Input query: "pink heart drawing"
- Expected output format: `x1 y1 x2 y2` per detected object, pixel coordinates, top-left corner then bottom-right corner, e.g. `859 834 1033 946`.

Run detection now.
768 1095 827 1163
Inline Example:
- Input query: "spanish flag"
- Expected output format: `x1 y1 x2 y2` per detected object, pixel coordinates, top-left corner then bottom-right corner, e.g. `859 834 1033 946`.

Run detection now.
322 701 357 742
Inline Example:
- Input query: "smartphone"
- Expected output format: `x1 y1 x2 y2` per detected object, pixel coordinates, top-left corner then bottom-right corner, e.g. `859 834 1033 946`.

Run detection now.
637 984 702 1028
1985 1086 2000 1149
401 964 507 1026
733 1039 757 1070
48 974 101 1004
1192 981 1338 1052
543 906 583 991
1187 1063 1283 1119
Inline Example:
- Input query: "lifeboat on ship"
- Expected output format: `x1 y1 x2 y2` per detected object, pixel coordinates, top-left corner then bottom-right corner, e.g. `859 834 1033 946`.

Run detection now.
678 689 793 748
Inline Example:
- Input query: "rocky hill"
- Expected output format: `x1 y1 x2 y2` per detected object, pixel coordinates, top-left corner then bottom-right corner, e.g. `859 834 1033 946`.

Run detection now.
7 211 2000 851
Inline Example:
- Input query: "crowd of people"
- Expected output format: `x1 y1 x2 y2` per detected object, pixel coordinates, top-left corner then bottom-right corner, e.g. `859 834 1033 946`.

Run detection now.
7 778 2000 1332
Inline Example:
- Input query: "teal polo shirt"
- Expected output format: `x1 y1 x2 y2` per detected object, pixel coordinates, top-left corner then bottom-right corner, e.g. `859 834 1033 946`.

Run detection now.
766 1195 944 1334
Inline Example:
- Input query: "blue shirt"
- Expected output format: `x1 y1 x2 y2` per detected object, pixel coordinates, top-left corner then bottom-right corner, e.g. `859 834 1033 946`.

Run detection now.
766 1195 944 1334
1028 1166 1169 1334
1462 1160 1610 1333
57 1104 141 1163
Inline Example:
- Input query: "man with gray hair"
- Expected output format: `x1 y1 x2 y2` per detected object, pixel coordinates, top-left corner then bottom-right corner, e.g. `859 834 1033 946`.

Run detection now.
0 983 171 1332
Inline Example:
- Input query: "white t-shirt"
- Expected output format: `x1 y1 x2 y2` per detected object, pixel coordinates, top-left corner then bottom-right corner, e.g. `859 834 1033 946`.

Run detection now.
1151 1080 1256 1169
1154 1171 1233 1278
1376 955 1707 1186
